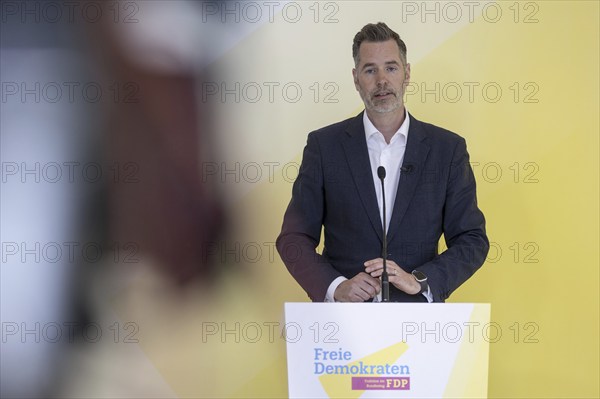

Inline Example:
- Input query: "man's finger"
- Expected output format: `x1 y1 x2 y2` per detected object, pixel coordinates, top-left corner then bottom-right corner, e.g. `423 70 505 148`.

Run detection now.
353 286 371 301
363 274 382 291
354 276 380 298
364 263 382 273
355 274 380 298
356 272 377 286
357 281 376 298
369 269 382 278
363 258 382 267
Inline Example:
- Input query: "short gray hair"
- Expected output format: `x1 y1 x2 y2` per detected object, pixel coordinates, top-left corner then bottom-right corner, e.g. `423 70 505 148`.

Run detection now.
352 22 407 66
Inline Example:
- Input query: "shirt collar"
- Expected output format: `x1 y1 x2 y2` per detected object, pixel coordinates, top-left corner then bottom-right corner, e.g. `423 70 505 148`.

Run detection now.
363 109 410 143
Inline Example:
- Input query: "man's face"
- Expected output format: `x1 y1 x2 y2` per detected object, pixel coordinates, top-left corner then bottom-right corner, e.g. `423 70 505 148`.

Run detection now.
352 40 411 114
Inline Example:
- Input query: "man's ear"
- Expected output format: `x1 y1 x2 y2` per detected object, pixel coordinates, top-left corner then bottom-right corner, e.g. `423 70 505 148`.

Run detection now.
404 63 411 83
352 68 359 90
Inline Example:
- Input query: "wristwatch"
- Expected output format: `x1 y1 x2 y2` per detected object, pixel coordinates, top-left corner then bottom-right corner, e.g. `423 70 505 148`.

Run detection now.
411 270 428 295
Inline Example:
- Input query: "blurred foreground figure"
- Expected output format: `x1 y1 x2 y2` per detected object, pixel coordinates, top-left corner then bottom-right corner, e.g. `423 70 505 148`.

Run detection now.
1 1 226 397
98 1 224 284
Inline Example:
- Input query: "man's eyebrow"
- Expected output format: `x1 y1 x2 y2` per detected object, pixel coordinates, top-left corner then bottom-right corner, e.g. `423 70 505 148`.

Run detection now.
360 60 401 71
360 62 376 71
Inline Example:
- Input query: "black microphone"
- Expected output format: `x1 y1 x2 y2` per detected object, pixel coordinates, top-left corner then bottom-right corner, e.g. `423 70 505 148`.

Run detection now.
377 166 390 302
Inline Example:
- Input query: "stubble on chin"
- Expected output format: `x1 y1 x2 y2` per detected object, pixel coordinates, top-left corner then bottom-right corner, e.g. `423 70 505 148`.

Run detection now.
364 92 402 114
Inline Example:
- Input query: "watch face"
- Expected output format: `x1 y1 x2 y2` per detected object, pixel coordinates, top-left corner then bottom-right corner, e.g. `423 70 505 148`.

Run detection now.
412 270 427 282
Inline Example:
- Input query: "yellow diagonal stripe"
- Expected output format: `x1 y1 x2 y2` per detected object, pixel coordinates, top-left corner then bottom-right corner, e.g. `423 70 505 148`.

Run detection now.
318 342 409 399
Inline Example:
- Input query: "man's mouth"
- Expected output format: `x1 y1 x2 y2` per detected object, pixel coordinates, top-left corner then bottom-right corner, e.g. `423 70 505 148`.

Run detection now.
373 91 393 99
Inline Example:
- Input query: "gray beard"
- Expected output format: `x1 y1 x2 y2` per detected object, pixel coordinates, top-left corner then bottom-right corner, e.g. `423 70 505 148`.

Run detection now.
361 91 402 114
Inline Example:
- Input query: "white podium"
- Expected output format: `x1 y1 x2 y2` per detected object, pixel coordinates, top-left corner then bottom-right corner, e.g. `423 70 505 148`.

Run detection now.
284 302 491 399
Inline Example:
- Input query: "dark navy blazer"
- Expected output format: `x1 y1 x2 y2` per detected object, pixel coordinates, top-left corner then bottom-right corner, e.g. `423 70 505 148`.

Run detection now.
277 112 489 302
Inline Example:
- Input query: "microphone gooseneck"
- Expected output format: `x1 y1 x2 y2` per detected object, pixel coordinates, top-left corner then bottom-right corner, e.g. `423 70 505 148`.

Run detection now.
377 166 390 302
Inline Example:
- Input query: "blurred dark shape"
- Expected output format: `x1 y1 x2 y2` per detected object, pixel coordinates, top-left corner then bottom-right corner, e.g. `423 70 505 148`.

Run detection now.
89 2 225 285
1 1 227 397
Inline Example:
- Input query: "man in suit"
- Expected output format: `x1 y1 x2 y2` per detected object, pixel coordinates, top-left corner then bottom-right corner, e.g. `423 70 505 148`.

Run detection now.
276 22 489 303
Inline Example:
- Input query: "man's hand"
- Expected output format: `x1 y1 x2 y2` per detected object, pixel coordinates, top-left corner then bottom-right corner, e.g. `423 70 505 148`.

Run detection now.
334 272 381 302
364 258 421 295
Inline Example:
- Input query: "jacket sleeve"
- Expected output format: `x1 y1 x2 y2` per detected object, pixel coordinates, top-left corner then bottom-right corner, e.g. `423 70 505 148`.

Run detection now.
276 132 343 301
418 137 489 302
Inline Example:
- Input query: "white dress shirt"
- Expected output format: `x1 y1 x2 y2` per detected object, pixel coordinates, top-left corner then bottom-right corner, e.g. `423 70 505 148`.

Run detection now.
324 110 432 302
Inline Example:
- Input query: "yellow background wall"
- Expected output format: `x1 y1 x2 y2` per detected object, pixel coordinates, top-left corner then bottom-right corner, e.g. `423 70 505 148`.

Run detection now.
115 2 599 398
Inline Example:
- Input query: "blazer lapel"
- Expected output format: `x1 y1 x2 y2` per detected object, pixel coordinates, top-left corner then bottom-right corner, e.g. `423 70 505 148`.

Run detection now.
342 112 383 243
387 114 430 243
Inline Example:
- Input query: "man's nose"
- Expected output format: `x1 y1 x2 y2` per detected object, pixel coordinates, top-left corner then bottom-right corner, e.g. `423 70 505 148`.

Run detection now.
376 71 388 86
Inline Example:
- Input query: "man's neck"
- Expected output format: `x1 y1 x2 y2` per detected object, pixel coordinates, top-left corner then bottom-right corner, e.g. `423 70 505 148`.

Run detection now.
365 107 406 144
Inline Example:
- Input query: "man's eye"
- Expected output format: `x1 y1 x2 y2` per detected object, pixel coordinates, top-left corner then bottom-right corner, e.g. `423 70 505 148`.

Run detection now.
365 69 375 74
387 67 398 72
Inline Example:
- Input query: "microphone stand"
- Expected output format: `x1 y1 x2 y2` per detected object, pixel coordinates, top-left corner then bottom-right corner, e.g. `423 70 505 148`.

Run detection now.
377 166 390 302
